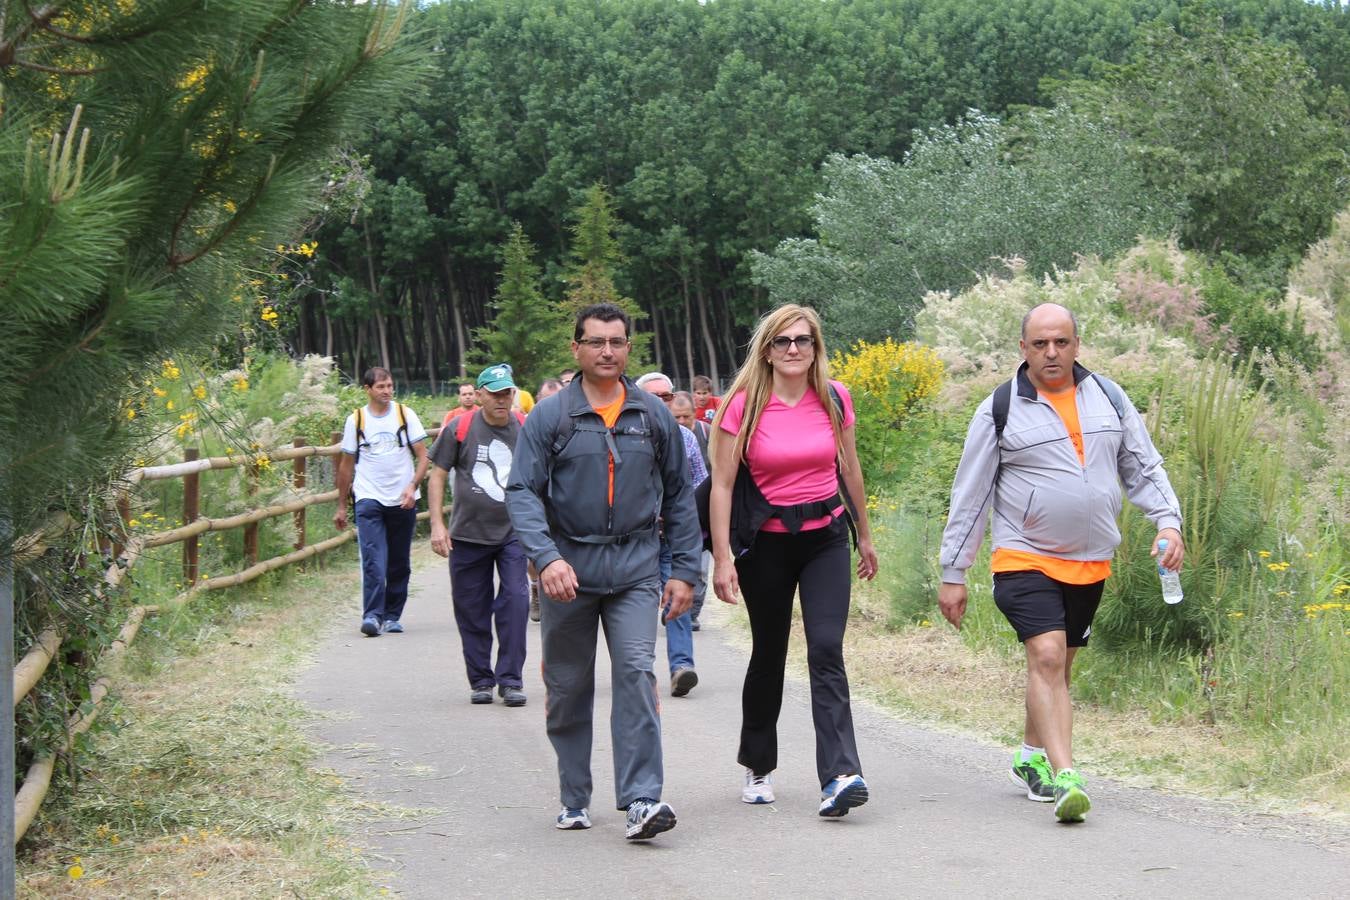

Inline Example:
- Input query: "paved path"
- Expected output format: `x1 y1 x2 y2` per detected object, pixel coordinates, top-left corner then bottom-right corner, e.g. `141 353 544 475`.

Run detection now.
295 557 1347 899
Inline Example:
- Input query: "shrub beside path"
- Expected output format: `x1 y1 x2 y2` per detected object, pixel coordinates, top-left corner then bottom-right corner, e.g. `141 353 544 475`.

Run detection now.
295 558 1347 898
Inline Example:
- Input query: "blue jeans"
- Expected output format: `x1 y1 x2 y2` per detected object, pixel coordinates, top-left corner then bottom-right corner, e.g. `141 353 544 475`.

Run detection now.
449 538 529 689
658 539 695 674
355 499 417 623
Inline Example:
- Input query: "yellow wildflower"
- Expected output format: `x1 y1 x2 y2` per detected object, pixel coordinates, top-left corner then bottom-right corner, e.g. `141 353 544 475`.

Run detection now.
1227 611 1244 619
1257 550 1272 558
166 400 175 411
126 408 136 420
153 387 168 398
161 360 180 380
233 376 249 392
68 858 83 880
223 199 237 214
193 384 207 400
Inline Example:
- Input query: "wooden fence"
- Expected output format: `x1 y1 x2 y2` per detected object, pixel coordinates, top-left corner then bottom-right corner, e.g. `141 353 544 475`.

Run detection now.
9 427 444 844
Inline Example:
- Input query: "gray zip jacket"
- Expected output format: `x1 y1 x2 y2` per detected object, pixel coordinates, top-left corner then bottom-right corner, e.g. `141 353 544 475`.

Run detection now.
505 375 702 594
940 362 1182 584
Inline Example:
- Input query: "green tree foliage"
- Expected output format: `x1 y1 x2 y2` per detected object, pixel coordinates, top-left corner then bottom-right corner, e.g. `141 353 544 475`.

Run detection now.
470 224 571 390
291 0 1350 383
0 0 421 539
753 108 1180 345
1053 10 1350 268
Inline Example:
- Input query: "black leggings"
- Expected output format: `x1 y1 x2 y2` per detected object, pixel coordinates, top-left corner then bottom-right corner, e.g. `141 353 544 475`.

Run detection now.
736 517 861 787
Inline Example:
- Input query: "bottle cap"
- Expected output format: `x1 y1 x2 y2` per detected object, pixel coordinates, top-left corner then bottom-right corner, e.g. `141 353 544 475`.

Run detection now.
1158 538 1169 551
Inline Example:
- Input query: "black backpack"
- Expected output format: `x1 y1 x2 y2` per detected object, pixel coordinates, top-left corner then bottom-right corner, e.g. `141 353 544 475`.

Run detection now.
990 372 1128 445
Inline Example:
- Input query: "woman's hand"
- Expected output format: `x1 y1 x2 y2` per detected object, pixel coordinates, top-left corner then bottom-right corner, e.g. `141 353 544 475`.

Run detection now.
855 537 878 581
713 555 740 604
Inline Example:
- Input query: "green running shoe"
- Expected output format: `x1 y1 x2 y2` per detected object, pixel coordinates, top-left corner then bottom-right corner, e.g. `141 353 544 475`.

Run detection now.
1052 768 1091 822
1010 752 1054 802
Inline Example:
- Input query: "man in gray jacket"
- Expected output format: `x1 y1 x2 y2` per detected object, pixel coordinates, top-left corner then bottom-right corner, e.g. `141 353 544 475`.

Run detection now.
506 303 701 841
938 303 1184 823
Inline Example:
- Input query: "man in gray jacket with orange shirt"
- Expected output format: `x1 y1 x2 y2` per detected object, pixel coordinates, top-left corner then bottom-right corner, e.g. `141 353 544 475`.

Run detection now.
506 303 700 842
938 303 1184 823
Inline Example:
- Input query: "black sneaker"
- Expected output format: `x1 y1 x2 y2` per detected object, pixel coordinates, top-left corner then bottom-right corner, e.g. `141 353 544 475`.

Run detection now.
360 616 381 637
671 668 698 697
625 798 676 840
500 685 527 707
1010 752 1055 802
470 687 493 704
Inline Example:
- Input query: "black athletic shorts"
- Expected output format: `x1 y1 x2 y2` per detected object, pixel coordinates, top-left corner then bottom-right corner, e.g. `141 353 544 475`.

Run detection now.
992 570 1105 647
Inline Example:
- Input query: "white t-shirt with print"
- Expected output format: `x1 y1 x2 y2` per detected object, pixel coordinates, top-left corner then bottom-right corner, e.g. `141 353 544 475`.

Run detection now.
341 404 428 506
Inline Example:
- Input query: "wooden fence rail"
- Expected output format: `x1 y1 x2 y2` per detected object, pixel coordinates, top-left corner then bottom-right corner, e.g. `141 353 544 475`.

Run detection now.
10 426 443 844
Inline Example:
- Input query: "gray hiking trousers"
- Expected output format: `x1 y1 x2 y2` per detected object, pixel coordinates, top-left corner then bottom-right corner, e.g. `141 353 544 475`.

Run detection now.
540 578 663 810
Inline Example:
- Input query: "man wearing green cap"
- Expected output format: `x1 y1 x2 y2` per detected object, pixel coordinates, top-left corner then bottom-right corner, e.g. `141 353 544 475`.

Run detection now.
428 363 530 706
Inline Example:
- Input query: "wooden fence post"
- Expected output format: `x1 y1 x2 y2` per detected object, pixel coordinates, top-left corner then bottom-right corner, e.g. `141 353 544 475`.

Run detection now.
293 438 308 552
243 462 260 567
183 448 199 584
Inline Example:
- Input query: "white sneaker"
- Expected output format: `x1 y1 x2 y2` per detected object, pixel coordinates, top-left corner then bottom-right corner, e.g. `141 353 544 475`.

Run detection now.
742 768 775 804
556 806 591 830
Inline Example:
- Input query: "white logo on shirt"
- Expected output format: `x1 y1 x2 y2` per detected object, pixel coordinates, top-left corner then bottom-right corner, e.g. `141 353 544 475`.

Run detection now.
471 439 512 502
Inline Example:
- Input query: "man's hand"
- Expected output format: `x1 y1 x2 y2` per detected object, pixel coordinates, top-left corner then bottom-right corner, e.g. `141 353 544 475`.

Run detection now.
399 483 417 509
938 582 968 630
430 523 452 558
1151 528 1184 571
662 578 694 622
540 559 580 602
333 506 348 531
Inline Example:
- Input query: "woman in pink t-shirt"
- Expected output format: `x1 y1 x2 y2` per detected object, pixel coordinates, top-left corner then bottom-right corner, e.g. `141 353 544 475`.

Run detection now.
708 303 878 817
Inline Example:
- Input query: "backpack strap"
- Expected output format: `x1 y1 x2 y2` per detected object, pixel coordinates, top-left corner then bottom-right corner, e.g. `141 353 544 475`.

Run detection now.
456 407 477 443
353 407 366 465
395 402 410 448
1089 372 1130 421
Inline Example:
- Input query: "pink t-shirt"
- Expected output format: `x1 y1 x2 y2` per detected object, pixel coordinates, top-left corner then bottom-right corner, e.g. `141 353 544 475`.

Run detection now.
719 381 855 532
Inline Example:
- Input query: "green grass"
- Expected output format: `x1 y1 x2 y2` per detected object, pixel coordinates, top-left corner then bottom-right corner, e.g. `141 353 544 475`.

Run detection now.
16 548 401 898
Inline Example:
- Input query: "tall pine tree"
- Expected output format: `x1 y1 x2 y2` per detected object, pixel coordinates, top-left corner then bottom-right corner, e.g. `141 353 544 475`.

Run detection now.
562 183 652 368
470 223 571 391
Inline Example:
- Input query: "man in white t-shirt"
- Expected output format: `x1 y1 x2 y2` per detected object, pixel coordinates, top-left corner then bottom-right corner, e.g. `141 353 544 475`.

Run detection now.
335 367 429 636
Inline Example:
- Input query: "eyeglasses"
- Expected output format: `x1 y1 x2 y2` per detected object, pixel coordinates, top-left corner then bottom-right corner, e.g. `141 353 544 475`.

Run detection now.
577 337 630 351
770 334 816 352
654 392 674 402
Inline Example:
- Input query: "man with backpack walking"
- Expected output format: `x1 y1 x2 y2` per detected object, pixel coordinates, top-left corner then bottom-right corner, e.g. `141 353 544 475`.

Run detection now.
428 364 530 707
938 303 1184 823
505 303 701 842
335 367 430 637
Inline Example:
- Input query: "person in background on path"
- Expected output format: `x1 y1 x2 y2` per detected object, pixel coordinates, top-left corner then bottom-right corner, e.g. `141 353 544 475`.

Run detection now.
506 303 700 842
692 374 720 423
537 378 564 402
335 367 430 637
938 302 1184 823
636 372 705 696
441 382 478 428
513 386 535 416
671 391 712 631
428 364 529 707
709 304 878 816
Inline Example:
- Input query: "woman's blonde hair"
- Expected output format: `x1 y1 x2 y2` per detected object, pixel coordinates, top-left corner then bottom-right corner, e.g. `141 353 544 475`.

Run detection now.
710 304 846 468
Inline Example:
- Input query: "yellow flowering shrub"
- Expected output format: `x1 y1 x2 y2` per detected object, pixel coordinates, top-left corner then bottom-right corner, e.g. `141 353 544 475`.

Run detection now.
831 337 942 427
831 338 943 481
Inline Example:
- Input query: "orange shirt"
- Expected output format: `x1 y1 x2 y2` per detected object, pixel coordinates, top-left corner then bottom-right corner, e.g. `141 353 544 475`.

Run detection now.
593 389 625 506
991 386 1111 585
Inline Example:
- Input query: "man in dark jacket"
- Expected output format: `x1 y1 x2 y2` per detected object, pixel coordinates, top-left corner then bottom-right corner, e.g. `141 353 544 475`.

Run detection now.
506 303 701 842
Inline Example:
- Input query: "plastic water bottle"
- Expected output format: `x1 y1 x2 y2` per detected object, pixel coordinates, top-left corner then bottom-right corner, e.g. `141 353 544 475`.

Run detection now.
1157 538 1183 605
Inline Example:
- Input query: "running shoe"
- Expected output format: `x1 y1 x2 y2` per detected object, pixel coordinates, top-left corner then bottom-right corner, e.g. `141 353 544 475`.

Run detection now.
470 687 493 705
742 769 775 804
360 616 381 637
556 807 591 830
1052 768 1091 822
499 685 527 707
671 668 699 698
625 798 677 840
819 774 869 817
382 620 404 634
1010 752 1055 802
